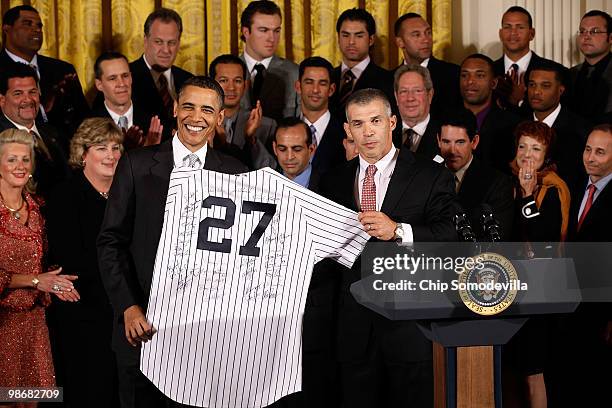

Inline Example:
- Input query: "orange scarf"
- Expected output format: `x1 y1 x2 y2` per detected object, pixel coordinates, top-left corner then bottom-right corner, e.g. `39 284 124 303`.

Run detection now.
535 171 571 241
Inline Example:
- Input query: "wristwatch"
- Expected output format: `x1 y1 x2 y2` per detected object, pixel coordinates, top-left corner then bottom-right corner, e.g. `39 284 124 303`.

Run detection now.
394 223 404 241
31 276 40 288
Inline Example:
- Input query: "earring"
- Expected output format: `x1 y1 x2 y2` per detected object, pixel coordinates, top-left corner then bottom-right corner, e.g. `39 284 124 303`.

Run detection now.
28 174 33 179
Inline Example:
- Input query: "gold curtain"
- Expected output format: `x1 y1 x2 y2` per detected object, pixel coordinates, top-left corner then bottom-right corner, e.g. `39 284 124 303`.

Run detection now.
1 0 452 95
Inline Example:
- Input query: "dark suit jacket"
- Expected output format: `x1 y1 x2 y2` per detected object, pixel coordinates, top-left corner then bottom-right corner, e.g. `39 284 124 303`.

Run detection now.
311 115 346 177
89 102 152 136
129 56 192 140
0 114 69 198
397 117 442 161
569 177 612 243
239 55 299 121
0 49 90 145
548 105 591 190
457 158 514 240
318 148 456 363
394 57 462 116
97 141 247 363
569 52 612 123
475 103 522 174
330 61 397 123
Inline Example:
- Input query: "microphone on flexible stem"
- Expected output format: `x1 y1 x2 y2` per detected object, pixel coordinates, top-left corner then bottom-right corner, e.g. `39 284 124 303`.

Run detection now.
480 203 502 242
453 203 477 242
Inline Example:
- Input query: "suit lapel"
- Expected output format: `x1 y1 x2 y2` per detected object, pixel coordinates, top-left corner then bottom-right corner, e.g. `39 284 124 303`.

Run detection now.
381 149 418 214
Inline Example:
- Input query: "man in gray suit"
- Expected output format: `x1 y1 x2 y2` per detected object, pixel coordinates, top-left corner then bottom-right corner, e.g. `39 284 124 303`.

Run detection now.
210 54 277 169
239 0 299 121
569 10 612 124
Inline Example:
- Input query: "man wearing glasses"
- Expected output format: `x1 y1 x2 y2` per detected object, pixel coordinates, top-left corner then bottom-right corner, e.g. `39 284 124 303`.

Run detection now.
570 10 612 124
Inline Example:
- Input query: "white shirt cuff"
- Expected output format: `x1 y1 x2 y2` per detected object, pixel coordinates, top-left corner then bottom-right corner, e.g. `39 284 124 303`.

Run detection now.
400 223 414 244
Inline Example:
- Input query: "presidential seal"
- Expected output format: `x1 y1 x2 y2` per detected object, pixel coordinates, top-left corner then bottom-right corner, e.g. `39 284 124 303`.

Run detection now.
457 252 519 316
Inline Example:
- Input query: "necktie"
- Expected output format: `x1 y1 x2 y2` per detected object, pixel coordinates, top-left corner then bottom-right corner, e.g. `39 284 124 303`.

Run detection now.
403 128 418 152
510 63 519 75
184 154 201 169
27 63 48 122
454 175 461 193
224 117 235 144
118 116 128 131
578 184 597 230
157 73 173 118
361 164 377 212
338 69 356 103
251 64 266 107
308 124 317 148
29 130 52 161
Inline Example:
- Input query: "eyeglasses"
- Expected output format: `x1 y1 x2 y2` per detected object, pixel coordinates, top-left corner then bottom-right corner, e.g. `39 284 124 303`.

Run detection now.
577 28 608 36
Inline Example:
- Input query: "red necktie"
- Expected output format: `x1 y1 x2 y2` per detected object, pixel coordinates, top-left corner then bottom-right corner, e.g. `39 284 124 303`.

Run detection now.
361 165 377 211
578 184 597 230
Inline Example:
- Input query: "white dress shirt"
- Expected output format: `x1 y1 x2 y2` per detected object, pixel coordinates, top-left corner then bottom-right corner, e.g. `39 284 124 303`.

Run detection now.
358 147 414 243
243 51 273 79
504 50 533 75
302 110 331 146
341 56 370 82
534 104 562 128
172 135 207 169
105 101 134 129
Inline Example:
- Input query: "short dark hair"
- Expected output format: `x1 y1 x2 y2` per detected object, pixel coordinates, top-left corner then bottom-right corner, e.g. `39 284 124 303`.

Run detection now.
503 6 533 28
394 12 423 37
144 8 183 37
440 108 478 141
528 60 565 84
298 57 333 81
0 62 39 95
209 54 247 80
178 76 225 108
2 5 38 26
336 8 376 36
461 53 496 76
240 0 282 42
345 88 392 119
94 51 129 79
275 117 312 146
591 123 612 136
582 10 612 32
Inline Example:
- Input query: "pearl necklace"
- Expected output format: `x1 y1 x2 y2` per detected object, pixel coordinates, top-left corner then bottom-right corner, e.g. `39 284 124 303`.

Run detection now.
0 193 25 220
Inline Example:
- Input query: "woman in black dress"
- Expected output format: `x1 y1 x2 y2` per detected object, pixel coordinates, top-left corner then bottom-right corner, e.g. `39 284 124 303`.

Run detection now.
45 118 124 407
505 121 570 408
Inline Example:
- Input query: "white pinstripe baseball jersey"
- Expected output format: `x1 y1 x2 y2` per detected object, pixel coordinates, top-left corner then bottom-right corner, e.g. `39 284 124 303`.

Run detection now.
141 167 370 407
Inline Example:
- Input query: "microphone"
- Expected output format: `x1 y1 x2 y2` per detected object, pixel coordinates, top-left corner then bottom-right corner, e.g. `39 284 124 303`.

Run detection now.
453 203 476 242
480 204 502 242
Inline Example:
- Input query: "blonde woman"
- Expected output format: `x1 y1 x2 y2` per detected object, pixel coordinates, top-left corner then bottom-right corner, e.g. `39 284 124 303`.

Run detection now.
0 128 79 403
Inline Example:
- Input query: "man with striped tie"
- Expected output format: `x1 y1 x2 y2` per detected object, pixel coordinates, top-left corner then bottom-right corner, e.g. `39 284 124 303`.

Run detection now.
98 76 246 408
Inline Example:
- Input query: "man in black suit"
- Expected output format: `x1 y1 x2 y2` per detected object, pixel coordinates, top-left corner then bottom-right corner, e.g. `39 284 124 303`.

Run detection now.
494 6 569 112
1 5 89 145
209 54 277 169
437 108 514 240
393 12 462 115
569 10 612 124
128 8 192 141
0 63 68 198
527 62 591 189
561 124 612 406
318 88 456 407
97 77 247 408
393 64 441 159
296 56 346 176
92 51 162 150
238 1 299 121
330 8 396 123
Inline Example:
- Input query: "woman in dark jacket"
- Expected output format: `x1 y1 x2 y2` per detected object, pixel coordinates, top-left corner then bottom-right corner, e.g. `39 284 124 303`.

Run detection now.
505 121 571 408
45 118 124 407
